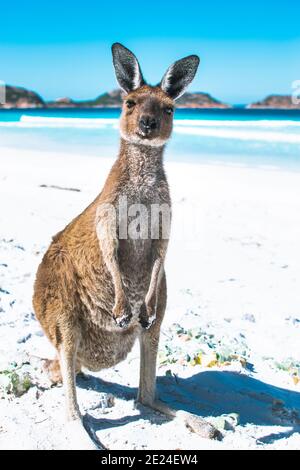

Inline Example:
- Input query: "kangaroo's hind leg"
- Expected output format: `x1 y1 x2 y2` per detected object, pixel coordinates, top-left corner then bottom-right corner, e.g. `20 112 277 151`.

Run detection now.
59 339 81 421
137 274 220 440
59 331 100 450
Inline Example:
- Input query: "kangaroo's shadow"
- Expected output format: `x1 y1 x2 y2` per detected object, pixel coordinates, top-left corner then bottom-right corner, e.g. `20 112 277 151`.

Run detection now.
77 370 300 444
77 373 160 433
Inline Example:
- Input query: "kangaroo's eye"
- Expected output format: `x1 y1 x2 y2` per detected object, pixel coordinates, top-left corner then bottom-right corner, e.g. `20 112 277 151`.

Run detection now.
165 107 174 115
126 100 136 109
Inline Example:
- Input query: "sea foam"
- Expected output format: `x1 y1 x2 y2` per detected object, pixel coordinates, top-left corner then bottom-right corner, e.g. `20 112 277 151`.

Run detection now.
0 115 299 144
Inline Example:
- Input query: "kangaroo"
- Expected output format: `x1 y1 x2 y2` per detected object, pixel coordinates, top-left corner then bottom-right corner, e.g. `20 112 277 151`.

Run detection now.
33 43 219 449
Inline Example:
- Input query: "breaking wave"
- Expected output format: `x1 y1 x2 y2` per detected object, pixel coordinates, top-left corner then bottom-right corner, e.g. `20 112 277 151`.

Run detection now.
0 115 299 144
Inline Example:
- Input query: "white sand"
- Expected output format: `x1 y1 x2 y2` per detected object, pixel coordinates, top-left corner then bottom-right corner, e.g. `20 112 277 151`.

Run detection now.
0 147 299 450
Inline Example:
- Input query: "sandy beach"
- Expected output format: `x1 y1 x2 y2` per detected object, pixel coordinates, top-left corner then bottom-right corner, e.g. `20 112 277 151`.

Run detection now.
0 146 299 450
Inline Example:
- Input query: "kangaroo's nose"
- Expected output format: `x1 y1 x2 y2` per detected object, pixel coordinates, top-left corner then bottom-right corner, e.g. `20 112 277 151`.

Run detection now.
139 115 157 133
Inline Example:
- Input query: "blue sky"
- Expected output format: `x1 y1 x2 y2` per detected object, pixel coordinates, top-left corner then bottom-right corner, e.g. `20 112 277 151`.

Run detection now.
0 0 299 104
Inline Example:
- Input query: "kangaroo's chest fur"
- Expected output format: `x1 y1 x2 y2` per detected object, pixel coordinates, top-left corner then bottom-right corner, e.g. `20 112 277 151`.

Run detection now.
115 149 170 313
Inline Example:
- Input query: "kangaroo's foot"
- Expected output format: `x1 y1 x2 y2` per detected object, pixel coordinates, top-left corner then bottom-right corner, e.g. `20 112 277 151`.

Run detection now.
43 358 62 384
136 398 221 440
180 410 222 440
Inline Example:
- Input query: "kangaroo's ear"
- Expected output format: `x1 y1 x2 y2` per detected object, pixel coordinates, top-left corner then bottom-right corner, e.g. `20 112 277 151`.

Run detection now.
160 55 200 100
111 43 145 93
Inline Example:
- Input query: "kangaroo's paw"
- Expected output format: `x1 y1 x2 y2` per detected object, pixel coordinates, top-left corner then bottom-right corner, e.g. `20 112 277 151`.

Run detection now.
113 299 132 328
139 302 156 329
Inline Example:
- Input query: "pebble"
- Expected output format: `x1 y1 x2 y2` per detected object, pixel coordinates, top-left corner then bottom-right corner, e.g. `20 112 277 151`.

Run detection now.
210 413 240 431
0 288 10 295
17 333 32 344
15 245 25 251
243 313 256 323
87 393 115 413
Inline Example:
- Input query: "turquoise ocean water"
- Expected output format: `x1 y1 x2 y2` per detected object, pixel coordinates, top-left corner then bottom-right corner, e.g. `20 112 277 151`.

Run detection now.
0 108 300 170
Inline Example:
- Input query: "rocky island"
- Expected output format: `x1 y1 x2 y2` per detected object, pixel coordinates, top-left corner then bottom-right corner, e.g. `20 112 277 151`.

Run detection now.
248 95 300 109
0 85 45 109
176 92 230 108
1 85 231 109
2 85 299 110
46 90 123 108
48 89 231 109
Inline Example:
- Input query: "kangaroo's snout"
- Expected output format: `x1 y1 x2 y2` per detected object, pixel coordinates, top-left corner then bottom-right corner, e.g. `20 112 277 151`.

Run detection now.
139 115 158 134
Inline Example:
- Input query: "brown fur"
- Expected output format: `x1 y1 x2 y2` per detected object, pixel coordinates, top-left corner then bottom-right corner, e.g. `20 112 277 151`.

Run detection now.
33 49 219 448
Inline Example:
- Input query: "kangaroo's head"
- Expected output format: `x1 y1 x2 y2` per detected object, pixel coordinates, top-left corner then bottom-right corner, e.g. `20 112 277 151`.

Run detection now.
112 43 200 147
